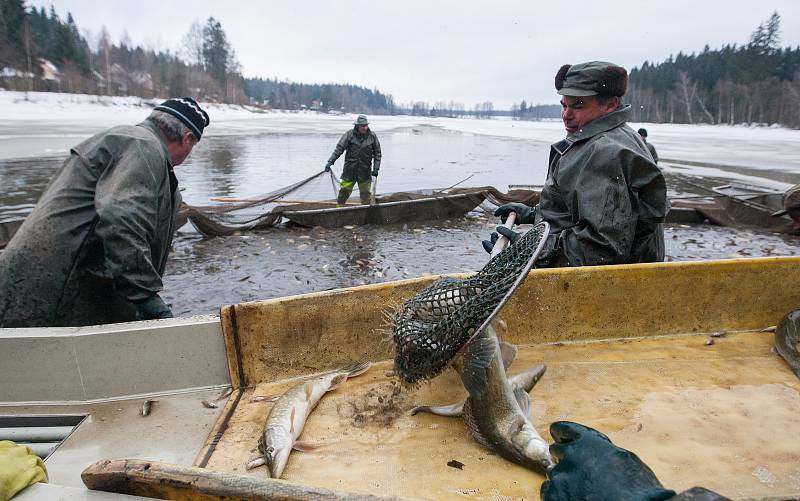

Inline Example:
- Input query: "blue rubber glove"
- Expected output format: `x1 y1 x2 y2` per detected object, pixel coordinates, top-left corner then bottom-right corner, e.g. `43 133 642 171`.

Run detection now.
133 295 173 321
541 421 676 501
324 164 332 172
494 203 535 224
371 169 379 177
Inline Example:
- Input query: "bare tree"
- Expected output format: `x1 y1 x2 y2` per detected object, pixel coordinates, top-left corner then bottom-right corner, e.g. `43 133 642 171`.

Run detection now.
180 20 204 67
677 71 695 124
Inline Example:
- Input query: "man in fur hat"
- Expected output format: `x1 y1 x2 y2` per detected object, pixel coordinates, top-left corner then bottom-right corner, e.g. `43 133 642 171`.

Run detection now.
483 62 668 267
0 98 210 327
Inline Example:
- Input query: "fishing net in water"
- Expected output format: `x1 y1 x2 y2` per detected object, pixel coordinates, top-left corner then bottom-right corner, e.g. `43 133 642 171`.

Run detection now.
179 170 341 236
392 222 550 384
178 168 544 237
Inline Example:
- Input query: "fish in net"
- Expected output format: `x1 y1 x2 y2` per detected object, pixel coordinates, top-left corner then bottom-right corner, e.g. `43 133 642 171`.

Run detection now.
392 222 550 384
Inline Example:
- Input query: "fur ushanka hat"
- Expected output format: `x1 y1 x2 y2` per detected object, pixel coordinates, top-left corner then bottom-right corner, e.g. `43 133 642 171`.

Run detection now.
555 61 628 98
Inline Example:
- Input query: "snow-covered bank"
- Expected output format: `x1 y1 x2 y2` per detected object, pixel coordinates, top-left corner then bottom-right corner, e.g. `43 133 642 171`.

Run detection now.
1 90 800 178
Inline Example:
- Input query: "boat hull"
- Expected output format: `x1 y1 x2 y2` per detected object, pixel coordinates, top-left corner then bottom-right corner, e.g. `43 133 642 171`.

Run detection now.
281 192 486 228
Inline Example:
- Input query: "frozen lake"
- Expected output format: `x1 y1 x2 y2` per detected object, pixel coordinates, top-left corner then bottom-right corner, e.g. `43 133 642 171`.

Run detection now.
2 91 800 316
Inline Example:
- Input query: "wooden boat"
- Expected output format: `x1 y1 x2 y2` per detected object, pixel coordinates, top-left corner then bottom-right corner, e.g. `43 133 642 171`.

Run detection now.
3 257 800 500
709 183 795 233
281 192 487 228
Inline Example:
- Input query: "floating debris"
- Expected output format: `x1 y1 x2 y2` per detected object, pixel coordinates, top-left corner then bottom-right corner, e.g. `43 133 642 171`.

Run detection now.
447 459 465 470
141 399 156 417
214 387 233 401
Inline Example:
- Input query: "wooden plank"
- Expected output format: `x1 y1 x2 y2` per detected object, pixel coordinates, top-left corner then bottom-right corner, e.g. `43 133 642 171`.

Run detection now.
220 305 244 390
82 459 416 501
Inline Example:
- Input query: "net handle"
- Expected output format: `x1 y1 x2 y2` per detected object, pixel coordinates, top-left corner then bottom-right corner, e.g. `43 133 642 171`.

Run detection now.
490 212 517 258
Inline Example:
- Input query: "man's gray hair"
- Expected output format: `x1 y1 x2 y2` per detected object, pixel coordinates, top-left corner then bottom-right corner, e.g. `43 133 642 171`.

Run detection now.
148 110 195 142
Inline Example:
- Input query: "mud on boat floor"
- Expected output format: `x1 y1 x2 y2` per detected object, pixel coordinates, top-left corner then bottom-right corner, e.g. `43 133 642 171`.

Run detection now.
199 331 800 500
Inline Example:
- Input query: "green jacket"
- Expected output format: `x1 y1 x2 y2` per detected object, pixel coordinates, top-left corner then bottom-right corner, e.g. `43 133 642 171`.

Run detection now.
0 120 181 327
327 127 382 182
535 105 668 267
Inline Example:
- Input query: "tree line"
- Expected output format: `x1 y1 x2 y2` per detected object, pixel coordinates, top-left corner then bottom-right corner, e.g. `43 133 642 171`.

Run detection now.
244 78 395 114
0 0 396 113
628 12 800 128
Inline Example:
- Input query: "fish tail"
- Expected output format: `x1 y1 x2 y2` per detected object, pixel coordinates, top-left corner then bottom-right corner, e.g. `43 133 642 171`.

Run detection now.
341 361 372 378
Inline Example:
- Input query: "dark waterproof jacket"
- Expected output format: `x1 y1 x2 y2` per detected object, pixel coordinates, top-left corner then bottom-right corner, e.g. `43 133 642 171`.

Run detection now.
645 142 658 163
327 127 382 182
535 105 668 267
0 120 181 327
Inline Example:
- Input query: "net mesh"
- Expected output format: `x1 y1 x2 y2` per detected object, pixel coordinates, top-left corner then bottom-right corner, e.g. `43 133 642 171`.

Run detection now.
392 222 549 384
176 168 543 237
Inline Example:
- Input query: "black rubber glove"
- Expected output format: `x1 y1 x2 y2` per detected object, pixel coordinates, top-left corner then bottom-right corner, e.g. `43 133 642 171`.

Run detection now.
324 164 332 172
494 202 535 224
481 226 522 254
372 169 379 177
540 421 676 501
133 295 173 321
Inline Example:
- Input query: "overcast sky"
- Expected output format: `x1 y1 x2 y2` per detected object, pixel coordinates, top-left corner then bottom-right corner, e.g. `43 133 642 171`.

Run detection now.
41 1 800 108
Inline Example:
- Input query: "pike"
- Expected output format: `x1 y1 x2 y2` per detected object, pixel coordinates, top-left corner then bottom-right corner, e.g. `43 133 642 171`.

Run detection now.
451 326 552 473
776 310 800 379
410 347 546 417
247 362 371 478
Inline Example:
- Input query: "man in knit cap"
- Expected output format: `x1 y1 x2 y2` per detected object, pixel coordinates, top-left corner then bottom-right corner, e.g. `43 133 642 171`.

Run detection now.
484 62 668 267
0 98 210 327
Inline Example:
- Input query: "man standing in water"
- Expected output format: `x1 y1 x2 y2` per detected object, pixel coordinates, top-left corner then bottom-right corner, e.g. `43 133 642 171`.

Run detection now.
638 127 659 163
325 115 382 206
0 98 210 327
484 62 668 267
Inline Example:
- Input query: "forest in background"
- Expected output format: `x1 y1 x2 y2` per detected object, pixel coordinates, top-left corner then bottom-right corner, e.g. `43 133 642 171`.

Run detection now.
0 0 394 113
627 12 800 128
1 3 799 127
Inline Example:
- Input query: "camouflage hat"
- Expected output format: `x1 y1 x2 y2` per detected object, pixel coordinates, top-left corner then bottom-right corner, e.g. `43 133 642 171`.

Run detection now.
772 183 800 217
353 115 369 125
555 61 628 97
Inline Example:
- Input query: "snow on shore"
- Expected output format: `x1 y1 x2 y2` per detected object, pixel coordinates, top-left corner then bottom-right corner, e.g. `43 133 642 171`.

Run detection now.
1 90 800 179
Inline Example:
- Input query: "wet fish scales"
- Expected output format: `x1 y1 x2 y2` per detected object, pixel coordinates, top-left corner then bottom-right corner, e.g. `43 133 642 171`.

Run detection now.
454 326 552 473
255 362 371 478
410 363 546 417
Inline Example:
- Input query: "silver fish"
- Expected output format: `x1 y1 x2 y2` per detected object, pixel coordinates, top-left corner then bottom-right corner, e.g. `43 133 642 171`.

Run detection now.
410 363 546 417
254 362 371 478
141 399 156 417
776 310 800 379
452 326 552 473
409 339 538 417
